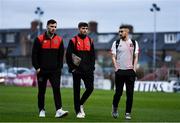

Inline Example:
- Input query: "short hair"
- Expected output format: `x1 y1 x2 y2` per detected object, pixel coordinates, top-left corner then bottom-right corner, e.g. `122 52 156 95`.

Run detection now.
119 25 130 29
47 19 57 25
78 22 88 28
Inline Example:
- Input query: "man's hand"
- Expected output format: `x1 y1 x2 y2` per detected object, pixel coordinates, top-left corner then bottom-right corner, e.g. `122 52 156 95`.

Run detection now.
114 64 119 72
112 54 119 72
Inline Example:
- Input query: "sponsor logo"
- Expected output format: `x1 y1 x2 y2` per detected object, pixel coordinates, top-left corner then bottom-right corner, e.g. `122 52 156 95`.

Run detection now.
130 43 134 47
43 40 47 43
86 41 90 46
53 40 59 44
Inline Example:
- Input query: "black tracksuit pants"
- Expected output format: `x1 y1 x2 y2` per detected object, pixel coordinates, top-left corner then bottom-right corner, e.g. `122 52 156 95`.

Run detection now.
37 71 62 111
112 69 135 113
72 72 94 114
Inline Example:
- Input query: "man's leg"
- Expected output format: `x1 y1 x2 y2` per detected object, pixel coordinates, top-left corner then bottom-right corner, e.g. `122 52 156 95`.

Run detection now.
49 72 61 110
125 75 135 114
49 72 69 118
80 72 94 105
112 71 125 118
72 72 81 114
37 72 48 111
112 71 125 108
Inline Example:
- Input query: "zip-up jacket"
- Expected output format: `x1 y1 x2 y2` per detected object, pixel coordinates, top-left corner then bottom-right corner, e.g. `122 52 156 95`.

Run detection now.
66 34 95 73
32 32 64 72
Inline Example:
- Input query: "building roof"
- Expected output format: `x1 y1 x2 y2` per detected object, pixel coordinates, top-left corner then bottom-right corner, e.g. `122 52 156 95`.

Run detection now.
56 28 78 47
1 28 180 57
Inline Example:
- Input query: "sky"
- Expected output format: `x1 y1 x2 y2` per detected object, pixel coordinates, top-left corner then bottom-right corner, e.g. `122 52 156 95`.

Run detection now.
0 0 179 33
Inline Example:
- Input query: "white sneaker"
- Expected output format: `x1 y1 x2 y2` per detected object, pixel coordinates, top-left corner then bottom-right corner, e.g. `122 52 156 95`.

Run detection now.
125 113 131 120
112 106 119 119
55 108 69 118
80 105 85 117
39 110 45 117
76 112 85 118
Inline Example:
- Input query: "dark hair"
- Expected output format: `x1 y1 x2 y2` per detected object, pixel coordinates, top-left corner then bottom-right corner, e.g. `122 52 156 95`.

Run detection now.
119 24 134 33
47 19 57 25
119 25 130 29
78 22 88 28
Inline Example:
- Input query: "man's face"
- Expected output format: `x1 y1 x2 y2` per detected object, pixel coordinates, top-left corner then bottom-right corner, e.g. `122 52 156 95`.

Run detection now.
119 28 129 39
79 26 88 35
47 23 57 34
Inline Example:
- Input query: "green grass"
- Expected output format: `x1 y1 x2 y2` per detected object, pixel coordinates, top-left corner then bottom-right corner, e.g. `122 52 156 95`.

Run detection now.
0 85 180 122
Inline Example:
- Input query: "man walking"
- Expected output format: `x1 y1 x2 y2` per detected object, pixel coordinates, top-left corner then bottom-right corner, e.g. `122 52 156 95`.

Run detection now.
111 25 139 120
66 22 95 118
32 19 68 118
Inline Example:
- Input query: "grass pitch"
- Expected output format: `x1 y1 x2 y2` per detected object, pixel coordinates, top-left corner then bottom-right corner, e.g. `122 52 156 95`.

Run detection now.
0 85 180 122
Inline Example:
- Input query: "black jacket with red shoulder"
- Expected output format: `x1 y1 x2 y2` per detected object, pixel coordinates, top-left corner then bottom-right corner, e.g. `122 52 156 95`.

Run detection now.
32 32 64 72
66 34 95 73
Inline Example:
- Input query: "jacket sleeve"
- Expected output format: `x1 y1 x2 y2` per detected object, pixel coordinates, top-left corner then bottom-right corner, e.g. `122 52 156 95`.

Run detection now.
59 40 64 69
66 40 77 72
90 40 95 71
32 37 41 70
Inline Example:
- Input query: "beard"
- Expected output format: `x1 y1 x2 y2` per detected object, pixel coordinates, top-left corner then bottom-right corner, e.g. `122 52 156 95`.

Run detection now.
120 35 126 40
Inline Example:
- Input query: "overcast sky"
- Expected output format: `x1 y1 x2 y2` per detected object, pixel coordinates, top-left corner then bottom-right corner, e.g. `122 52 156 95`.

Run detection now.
0 0 179 33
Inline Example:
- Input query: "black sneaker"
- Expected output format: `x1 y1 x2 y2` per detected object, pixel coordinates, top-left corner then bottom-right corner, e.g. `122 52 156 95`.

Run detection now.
125 113 131 120
111 106 119 118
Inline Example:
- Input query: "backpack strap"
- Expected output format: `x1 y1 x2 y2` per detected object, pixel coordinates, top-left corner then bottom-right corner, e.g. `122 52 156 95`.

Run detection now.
131 39 136 54
116 39 120 49
131 39 136 65
115 39 120 59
